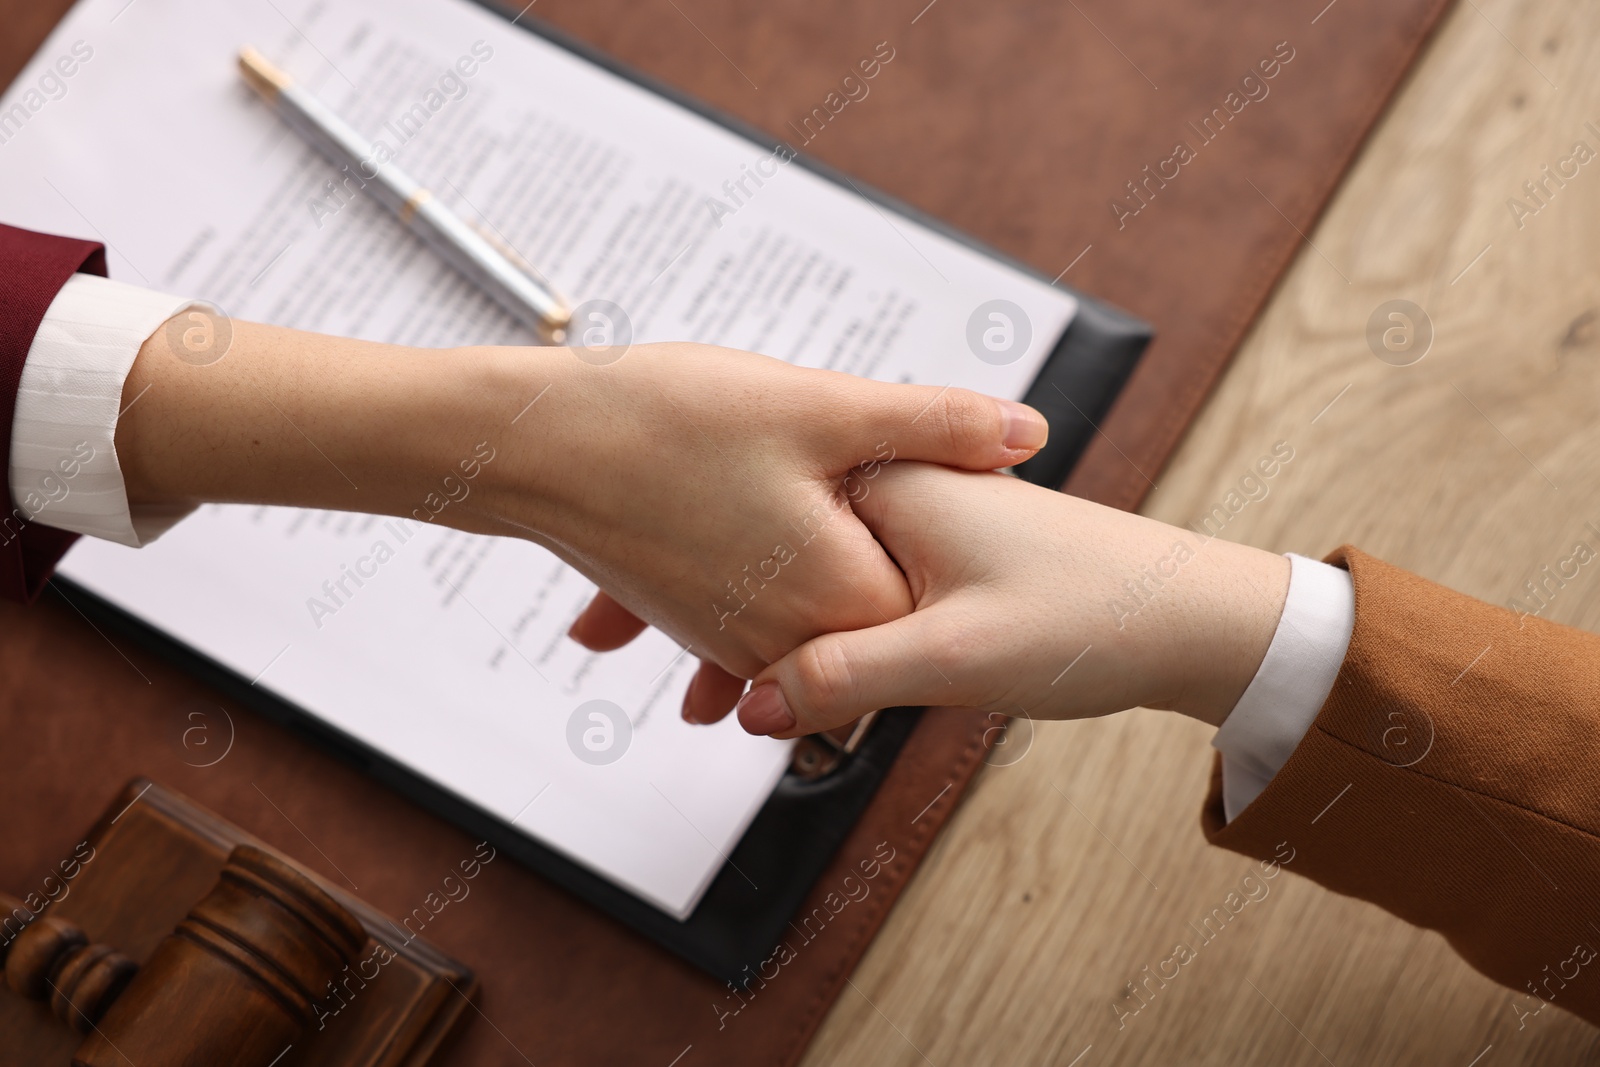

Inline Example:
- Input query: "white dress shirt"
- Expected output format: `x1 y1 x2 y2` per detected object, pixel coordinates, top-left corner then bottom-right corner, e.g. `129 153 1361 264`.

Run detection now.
1211 553 1356 820
11 273 200 546
9 274 1356 816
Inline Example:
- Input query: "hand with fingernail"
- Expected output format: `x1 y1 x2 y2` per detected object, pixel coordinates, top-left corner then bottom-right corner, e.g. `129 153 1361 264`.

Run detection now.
722 463 1289 738
537 349 1049 723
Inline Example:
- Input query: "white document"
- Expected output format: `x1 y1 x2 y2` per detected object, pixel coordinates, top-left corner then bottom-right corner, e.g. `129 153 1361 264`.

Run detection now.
0 0 1078 919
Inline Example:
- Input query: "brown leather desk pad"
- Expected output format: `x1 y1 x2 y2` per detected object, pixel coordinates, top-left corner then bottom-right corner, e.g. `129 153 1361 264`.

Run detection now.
0 0 1452 1063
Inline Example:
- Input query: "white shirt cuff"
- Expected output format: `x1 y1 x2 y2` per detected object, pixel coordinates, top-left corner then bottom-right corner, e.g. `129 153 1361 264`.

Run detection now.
10 273 201 547
1212 553 1356 822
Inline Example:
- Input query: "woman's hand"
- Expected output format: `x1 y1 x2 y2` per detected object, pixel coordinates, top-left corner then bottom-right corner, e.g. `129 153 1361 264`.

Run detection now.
724 462 1292 738
483 343 1048 715
117 323 1048 715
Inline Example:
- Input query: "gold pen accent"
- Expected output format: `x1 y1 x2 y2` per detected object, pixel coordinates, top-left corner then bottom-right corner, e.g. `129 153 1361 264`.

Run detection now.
238 46 291 101
399 188 433 225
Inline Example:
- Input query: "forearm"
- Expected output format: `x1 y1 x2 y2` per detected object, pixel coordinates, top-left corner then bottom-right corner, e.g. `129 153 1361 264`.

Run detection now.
115 314 550 534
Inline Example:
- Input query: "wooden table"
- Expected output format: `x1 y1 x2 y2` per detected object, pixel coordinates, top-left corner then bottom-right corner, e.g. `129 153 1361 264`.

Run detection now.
4 0 1597 1063
807 1 1600 1063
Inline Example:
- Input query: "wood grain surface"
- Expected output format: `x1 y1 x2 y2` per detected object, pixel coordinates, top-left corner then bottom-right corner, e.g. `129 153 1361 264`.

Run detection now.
4 0 1598 1063
805 1 1600 1064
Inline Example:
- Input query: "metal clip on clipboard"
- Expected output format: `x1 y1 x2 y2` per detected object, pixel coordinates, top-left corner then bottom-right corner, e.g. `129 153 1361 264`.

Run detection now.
788 710 881 781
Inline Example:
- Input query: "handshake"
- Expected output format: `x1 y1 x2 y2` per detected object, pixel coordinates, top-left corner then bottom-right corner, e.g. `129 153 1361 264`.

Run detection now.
121 328 1291 738
500 342 1291 738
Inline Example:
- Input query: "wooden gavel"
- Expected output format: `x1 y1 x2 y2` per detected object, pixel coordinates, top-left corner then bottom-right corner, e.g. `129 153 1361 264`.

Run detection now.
1 845 367 1066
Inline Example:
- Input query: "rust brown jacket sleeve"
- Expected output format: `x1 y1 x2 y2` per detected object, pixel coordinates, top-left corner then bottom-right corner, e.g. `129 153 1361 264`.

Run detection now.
1205 546 1600 1024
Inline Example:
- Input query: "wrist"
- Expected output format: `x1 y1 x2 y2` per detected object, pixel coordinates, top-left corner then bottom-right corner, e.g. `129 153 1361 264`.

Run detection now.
1158 539 1290 728
408 343 571 539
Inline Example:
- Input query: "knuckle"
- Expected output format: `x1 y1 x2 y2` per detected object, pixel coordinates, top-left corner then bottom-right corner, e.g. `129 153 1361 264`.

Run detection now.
920 622 967 682
935 389 994 453
917 618 987 705
791 636 858 718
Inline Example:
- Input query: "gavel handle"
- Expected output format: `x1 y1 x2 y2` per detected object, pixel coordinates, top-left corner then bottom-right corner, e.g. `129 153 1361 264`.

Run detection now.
3 844 370 1067
0 893 138 1034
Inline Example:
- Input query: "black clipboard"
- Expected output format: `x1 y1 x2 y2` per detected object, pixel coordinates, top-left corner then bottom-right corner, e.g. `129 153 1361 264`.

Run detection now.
55 0 1152 985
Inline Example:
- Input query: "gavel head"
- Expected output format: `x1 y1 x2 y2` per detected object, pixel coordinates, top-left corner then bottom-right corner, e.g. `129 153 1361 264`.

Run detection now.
73 844 368 1067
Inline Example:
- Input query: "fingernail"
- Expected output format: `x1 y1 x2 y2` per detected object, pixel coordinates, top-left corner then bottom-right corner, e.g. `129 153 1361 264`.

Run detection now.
1000 400 1049 452
681 672 703 724
736 684 795 735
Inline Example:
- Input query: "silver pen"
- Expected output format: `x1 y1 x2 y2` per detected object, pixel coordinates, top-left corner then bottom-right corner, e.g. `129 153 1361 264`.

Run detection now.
238 46 571 342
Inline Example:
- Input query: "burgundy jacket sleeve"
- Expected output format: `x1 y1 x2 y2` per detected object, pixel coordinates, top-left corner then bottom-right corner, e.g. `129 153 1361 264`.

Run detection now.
0 223 108 602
